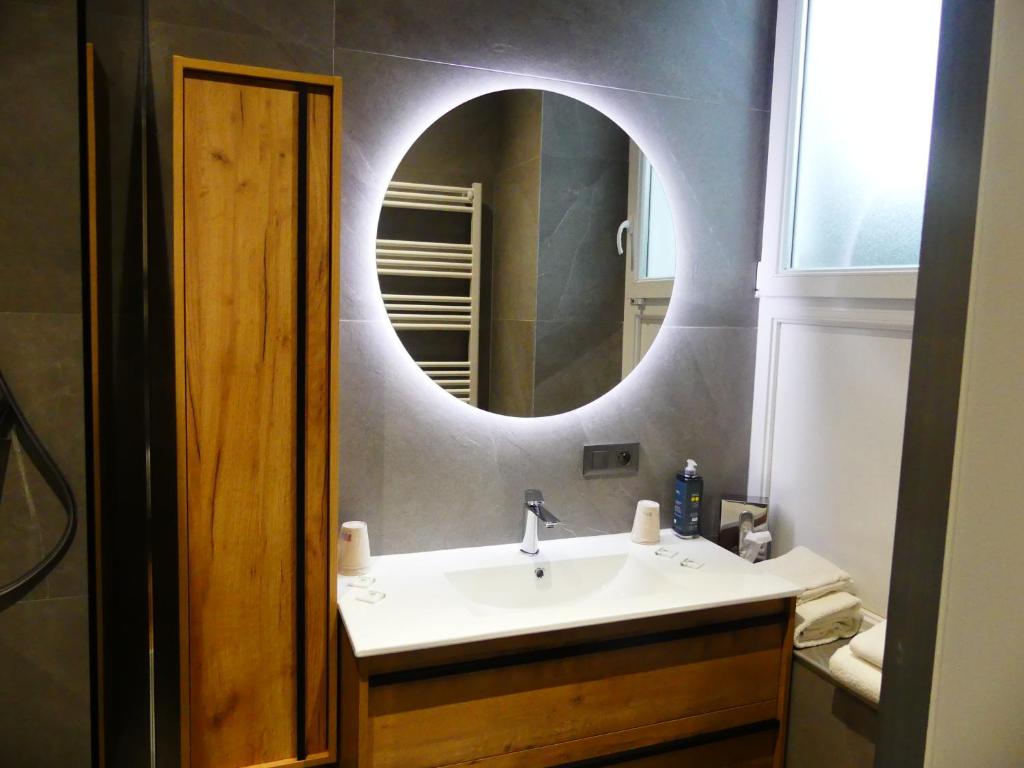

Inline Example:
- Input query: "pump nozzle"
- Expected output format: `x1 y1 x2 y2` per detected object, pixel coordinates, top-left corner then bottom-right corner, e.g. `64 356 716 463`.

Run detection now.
684 459 698 478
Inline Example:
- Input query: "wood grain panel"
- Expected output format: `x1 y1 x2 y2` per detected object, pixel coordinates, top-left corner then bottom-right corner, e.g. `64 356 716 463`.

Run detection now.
772 600 796 767
442 703 778 768
84 42 108 768
367 622 784 768
302 89 332 757
607 727 776 768
341 621 373 768
183 75 300 768
175 57 341 768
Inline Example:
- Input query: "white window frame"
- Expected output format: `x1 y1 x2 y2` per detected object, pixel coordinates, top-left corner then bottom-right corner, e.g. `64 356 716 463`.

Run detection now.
756 0 920 300
622 142 673 378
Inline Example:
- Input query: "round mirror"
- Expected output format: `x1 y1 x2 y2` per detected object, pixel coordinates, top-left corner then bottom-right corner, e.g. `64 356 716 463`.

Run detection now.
376 89 676 416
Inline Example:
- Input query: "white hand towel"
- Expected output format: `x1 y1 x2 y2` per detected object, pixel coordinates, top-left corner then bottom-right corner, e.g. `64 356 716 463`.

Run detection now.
828 644 882 704
794 591 863 649
754 545 854 603
850 620 887 669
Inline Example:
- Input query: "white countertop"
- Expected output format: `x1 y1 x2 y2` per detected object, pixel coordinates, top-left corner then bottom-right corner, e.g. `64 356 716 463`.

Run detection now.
338 529 800 658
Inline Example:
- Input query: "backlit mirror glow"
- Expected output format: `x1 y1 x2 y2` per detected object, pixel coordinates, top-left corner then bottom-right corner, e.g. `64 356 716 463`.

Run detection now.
376 89 676 416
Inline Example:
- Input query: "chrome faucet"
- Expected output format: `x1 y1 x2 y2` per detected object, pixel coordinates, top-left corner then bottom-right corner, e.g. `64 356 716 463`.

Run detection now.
521 489 560 555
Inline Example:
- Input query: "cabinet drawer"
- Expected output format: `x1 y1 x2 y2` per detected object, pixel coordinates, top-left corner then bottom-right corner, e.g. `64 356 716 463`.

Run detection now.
366 618 785 768
600 726 777 767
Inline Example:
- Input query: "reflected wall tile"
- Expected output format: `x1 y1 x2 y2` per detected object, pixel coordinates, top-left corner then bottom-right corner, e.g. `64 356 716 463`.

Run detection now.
334 0 777 109
496 89 542 170
535 93 628 326
491 155 540 324
0 596 91 767
0 0 82 314
533 320 622 417
394 91 505 187
489 319 535 418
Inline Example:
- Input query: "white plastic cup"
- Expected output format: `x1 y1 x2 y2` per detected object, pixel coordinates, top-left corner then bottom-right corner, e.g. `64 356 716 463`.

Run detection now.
630 500 661 544
340 520 371 574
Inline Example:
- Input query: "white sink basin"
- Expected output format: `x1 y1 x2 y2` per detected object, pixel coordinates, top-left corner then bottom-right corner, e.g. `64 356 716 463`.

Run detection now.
338 530 801 658
445 553 672 610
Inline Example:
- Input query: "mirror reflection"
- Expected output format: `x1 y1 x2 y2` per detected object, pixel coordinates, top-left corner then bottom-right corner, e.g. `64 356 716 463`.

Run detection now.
376 89 676 416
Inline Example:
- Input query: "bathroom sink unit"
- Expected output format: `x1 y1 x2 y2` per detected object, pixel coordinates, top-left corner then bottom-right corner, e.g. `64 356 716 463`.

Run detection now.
338 531 800 767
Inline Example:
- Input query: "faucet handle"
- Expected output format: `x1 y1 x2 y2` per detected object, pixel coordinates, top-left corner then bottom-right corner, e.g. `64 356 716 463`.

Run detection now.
524 489 560 526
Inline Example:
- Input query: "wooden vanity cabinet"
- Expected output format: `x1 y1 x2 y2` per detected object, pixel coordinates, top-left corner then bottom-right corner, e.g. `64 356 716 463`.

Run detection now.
173 57 341 768
600 726 778 767
340 597 795 768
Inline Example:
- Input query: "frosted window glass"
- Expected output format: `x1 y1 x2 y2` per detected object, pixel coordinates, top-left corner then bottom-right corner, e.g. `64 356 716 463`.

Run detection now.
642 168 675 279
790 0 941 270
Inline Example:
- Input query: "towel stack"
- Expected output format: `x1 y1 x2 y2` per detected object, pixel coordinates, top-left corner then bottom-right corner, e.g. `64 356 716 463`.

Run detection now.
753 546 863 649
829 620 886 704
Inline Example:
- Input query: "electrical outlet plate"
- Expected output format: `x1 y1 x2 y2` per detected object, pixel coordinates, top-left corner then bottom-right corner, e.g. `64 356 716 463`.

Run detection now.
582 443 640 477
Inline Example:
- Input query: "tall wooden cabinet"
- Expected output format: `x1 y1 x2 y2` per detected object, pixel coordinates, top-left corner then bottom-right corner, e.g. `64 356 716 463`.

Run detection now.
172 57 341 768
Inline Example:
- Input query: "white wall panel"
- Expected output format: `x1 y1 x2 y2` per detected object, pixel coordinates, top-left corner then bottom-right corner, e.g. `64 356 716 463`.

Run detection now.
749 299 912 614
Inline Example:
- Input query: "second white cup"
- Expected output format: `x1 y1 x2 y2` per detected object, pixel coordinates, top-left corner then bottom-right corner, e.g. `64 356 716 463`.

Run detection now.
630 500 661 544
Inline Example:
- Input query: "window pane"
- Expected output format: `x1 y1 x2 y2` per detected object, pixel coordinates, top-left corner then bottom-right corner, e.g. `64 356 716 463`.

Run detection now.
790 0 941 270
642 167 675 279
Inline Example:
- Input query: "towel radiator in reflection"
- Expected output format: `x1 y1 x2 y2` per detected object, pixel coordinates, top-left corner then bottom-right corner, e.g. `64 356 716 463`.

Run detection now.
376 180 482 405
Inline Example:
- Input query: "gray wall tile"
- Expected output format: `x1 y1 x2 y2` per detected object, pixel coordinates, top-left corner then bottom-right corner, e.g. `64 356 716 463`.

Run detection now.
0 1 91 762
338 320 389 534
0 440 47 590
137 4 771 558
0 0 82 314
338 315 755 554
332 14 769 553
149 0 334 54
0 596 91 767
334 0 778 109
0 312 87 599
334 48 765 330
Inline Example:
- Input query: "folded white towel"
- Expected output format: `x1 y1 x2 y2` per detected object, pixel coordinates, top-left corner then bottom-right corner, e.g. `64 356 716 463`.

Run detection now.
754 545 854 603
850 620 887 669
794 591 863 649
829 644 882 704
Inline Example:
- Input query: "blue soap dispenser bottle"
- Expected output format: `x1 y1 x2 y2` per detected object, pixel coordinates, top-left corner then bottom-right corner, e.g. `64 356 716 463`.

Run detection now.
672 459 703 539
